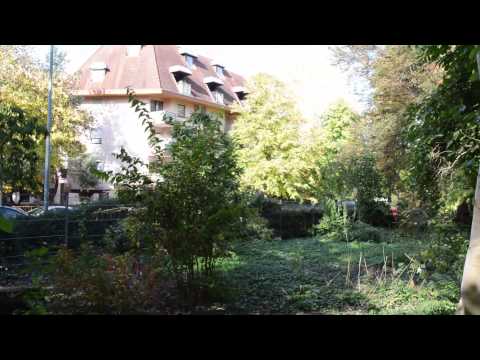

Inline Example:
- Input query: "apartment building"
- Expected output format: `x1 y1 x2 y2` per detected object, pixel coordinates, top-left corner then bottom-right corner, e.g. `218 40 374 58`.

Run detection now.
63 45 247 202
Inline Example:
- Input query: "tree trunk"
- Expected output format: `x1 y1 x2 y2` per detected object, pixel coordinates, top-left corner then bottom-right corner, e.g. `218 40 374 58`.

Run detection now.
458 164 480 314
457 52 480 315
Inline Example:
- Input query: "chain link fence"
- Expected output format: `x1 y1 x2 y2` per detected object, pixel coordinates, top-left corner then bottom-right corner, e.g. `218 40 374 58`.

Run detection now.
0 202 138 287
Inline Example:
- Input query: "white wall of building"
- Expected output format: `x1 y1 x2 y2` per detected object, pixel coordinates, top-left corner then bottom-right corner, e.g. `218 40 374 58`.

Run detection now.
77 97 152 191
73 96 230 193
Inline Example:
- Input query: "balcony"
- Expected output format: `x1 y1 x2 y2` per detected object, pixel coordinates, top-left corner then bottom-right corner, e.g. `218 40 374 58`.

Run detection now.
150 110 178 125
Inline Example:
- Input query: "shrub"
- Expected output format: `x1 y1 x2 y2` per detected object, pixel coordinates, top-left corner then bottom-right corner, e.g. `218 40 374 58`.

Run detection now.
24 245 174 314
314 199 350 241
358 200 394 228
261 201 323 239
349 221 382 243
241 211 274 242
419 222 469 281
400 208 429 232
252 195 322 239
101 91 250 298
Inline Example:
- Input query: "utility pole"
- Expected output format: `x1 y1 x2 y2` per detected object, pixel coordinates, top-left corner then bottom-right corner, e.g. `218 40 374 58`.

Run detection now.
43 45 54 211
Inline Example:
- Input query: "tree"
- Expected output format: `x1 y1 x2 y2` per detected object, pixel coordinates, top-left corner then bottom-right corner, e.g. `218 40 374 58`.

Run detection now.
0 102 46 205
69 155 100 191
296 100 361 202
103 90 249 299
331 45 443 205
231 73 305 200
0 45 92 200
405 46 480 211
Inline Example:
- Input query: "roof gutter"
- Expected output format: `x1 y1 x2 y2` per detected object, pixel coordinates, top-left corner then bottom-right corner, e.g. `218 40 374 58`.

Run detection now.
73 88 163 97
73 88 236 111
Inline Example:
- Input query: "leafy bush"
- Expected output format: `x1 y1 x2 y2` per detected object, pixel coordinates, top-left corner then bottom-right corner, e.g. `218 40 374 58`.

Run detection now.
101 91 250 298
257 198 323 239
358 200 394 228
314 199 351 241
400 208 429 232
419 222 469 281
349 221 382 243
241 211 274 241
24 245 174 314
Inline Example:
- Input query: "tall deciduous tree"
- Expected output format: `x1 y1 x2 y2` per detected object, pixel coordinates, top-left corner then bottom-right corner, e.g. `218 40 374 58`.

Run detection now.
331 45 442 204
0 45 91 199
0 102 46 204
231 73 304 200
297 100 361 202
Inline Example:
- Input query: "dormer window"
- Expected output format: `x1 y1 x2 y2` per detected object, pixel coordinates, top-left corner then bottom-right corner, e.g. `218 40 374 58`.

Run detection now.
177 79 191 96
212 90 224 105
213 65 224 78
204 77 224 104
233 86 248 103
184 55 194 69
169 65 193 96
178 47 198 69
90 62 109 83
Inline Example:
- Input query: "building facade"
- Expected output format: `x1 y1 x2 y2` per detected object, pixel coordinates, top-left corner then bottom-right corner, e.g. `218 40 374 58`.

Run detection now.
67 45 247 202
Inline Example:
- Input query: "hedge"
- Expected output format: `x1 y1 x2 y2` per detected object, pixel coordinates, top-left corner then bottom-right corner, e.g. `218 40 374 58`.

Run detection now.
256 198 323 239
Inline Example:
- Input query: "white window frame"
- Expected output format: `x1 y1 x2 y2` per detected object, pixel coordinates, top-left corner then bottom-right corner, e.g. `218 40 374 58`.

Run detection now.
150 100 164 112
177 104 186 118
90 128 102 144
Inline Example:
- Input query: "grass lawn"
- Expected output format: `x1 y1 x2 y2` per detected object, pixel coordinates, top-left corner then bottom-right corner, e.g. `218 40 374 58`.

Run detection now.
216 232 459 315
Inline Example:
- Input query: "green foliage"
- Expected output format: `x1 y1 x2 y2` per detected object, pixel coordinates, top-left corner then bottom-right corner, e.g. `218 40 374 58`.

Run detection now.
104 90 250 296
331 45 443 206
217 233 454 314
314 199 351 241
255 196 323 239
347 155 383 205
349 221 382 243
0 215 13 234
419 223 469 281
231 73 305 200
399 207 429 232
405 45 480 210
0 102 46 193
24 245 173 314
298 100 361 202
69 154 100 191
0 45 92 197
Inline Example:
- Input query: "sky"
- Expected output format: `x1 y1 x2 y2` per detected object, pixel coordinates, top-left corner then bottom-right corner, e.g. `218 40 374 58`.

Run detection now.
31 45 365 120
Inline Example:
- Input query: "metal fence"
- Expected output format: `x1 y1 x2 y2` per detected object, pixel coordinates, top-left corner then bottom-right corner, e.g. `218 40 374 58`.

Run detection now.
1 202 138 286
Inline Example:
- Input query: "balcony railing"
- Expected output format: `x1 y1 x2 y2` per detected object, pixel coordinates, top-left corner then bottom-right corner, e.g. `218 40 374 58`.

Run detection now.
150 110 178 124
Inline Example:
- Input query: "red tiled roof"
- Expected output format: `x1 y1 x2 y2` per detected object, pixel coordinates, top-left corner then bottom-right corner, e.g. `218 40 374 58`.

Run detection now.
76 45 246 107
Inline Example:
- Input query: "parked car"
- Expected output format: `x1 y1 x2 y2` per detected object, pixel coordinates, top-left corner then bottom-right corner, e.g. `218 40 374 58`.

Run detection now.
0 206 29 220
336 200 358 220
28 206 76 217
